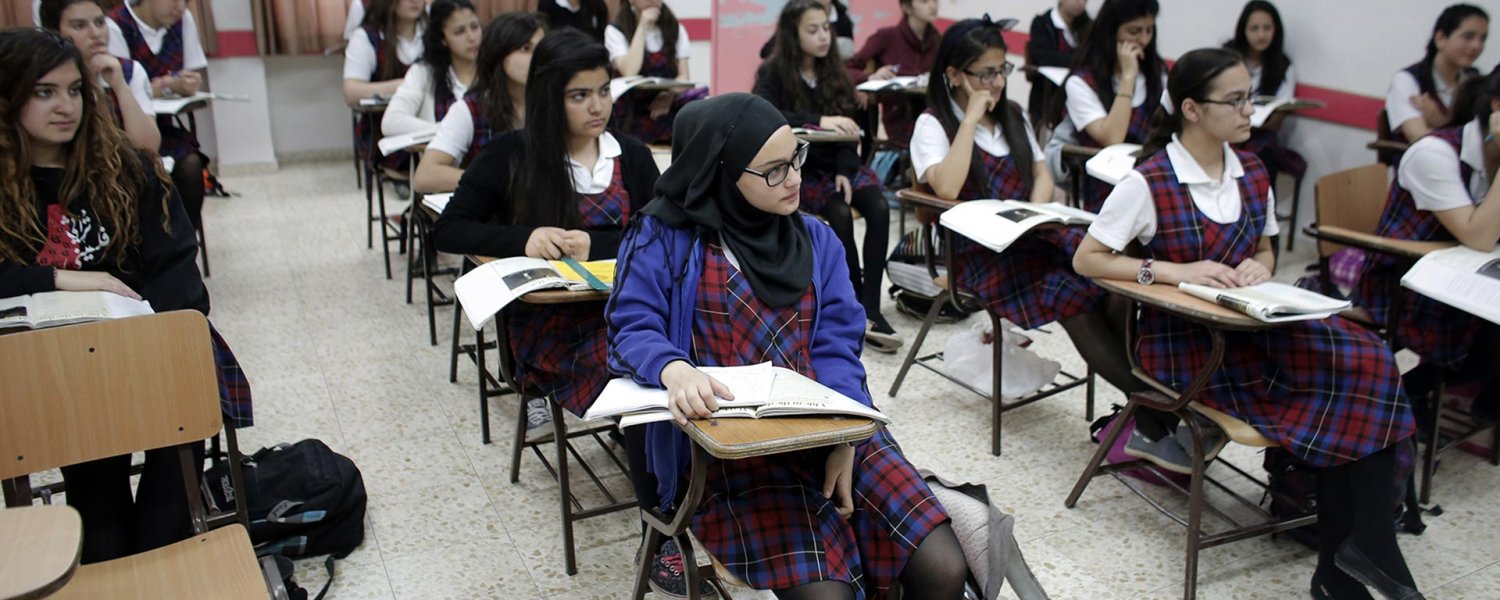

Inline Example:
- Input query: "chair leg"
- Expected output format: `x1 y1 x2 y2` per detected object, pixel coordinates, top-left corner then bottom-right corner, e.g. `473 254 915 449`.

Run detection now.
424 231 440 346
677 533 704 600
1066 402 1138 507
377 181 393 280
1286 172 1304 251
552 400 579 576
1420 376 1444 504
1182 412 1208 600
364 166 375 249
888 291 948 397
197 225 211 278
449 297 464 383
991 312 1006 457
633 528 663 600
1085 365 1096 421
405 212 419 304
477 326 492 445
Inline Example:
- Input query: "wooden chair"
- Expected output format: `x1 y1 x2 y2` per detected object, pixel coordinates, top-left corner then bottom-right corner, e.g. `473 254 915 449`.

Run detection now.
356 104 408 280
0 311 267 599
630 417 883 600
1065 280 1317 600
886 187 1095 456
1305 165 1496 504
406 201 458 346
1367 110 1410 166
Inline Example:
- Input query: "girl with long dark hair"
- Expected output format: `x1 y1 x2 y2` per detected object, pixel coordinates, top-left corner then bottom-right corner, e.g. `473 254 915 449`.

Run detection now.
609 92 969 600
844 0 941 147
1224 1 1304 193
1386 4 1489 143
415 11 545 193
0 28 250 564
381 0 480 138
39 0 159 151
604 0 706 144
344 0 427 174
432 28 658 439
1047 0 1166 212
754 0 898 352
1074 48 1421 600
1025 0 1090 128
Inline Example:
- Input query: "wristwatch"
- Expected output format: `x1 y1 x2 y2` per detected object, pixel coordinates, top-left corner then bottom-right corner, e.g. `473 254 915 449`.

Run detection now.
1136 258 1155 286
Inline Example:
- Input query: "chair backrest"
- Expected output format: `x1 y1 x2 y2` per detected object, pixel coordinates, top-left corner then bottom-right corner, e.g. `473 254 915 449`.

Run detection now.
1314 164 1391 258
1374 109 1406 165
0 310 221 481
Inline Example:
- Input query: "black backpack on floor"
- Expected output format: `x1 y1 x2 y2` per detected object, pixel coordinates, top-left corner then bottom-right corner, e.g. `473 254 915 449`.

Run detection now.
205 439 367 559
886 228 977 323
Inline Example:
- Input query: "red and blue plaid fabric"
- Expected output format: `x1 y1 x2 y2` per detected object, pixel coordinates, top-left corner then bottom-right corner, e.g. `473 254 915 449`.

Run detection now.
800 167 882 215
608 50 707 144
688 240 947 598
1356 127 1480 369
1068 70 1153 212
461 94 496 168
947 146 1103 330
110 5 200 162
503 163 632 416
209 323 253 428
1134 150 1414 467
353 27 413 172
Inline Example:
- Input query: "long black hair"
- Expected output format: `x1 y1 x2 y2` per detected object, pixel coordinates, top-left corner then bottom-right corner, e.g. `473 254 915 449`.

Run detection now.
614 1 681 77
764 0 857 117
1448 62 1500 129
1225 0 1289 97
927 18 1035 191
38 0 102 30
1046 0 1163 129
509 28 612 229
1136 47 1245 163
469 11 545 135
362 0 429 81
1412 4 1489 102
419 0 477 105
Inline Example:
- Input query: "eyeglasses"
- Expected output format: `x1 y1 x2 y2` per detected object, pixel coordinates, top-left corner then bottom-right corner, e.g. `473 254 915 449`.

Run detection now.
963 62 1015 86
743 141 810 187
1197 96 1255 111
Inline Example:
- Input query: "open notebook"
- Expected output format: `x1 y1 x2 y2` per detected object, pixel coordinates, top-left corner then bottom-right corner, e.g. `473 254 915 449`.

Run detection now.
0 291 153 330
585 362 889 427
1178 282 1349 323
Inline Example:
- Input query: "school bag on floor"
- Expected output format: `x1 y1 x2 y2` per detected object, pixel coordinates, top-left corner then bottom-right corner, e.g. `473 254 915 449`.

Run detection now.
887 228 978 323
204 439 368 559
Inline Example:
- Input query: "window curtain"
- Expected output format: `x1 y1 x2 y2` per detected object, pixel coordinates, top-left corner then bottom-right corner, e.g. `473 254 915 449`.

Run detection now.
0 0 31 27
253 0 348 56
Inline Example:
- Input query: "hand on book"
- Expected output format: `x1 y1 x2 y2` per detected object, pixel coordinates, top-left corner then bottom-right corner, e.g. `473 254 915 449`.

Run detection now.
661 360 735 424
823 443 855 519
527 228 591 260
1159 260 1240 289
1234 258 1272 287
54 270 142 301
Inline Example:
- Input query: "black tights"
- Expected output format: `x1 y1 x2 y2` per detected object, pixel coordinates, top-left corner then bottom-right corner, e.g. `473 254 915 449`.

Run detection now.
59 442 205 564
171 152 207 231
1314 445 1416 598
1057 295 1168 434
774 523 969 600
819 186 890 319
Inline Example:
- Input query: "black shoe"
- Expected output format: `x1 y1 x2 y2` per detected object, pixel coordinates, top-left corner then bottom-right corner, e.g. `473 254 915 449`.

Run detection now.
865 314 903 354
647 539 717 599
1335 541 1424 600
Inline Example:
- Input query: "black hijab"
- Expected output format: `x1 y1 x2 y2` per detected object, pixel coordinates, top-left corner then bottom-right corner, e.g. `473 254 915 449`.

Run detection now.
642 93 813 308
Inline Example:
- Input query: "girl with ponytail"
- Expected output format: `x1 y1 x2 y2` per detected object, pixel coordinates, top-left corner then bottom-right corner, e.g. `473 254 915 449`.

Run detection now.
1386 4 1489 143
1076 48 1421 600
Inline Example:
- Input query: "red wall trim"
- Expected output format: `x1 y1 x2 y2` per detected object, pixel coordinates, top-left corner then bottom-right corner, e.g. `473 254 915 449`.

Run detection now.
682 18 712 42
212 30 258 58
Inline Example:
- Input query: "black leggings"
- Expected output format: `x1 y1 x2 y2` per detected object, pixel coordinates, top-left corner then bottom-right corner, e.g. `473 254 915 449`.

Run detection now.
1314 445 1417 596
172 152 207 231
818 185 889 319
773 523 968 600
59 442 205 564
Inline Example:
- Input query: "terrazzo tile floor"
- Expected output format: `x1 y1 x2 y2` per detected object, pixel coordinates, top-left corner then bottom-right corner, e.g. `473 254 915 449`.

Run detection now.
194 161 1498 599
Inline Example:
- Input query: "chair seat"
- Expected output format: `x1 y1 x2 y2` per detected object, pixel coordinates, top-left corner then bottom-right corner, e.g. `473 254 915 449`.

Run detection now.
51 524 265 600
1189 402 1274 448
933 274 947 289
708 553 748 589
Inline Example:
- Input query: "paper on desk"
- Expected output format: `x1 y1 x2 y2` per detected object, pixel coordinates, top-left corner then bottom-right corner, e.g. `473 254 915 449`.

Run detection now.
378 129 436 156
1084 143 1142 185
1402 245 1500 326
151 92 214 115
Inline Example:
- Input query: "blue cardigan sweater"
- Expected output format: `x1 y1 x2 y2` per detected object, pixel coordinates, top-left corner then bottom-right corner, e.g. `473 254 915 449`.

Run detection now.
606 213 873 508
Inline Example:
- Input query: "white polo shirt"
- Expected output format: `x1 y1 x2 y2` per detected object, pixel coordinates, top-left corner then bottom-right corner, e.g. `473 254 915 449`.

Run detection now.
1398 118 1490 212
909 100 1043 185
107 3 208 71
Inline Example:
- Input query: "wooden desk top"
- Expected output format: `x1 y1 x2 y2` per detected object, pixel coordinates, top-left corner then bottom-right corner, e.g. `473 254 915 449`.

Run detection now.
1093 278 1268 331
1305 225 1456 261
866 85 927 97
682 417 882 461
894 188 958 212
466 255 612 304
795 130 863 144
0 505 82 600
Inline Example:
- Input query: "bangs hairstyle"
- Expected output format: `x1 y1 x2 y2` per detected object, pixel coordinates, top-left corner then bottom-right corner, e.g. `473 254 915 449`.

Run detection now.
1046 0 1164 129
1225 0 1289 97
1413 4 1490 106
509 28 611 229
1448 61 1500 129
363 0 430 81
926 18 1035 190
1136 47 1245 163
0 28 171 264
419 0 478 105
614 1 682 77
38 0 102 30
470 11 546 134
766 0 857 117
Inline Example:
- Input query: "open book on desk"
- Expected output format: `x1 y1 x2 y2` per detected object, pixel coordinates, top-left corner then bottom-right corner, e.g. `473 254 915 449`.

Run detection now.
610 76 697 101
0 291 153 331
1401 245 1500 326
583 362 890 427
1084 143 1142 185
1178 282 1349 323
938 199 1094 253
421 193 451 214
453 256 614 329
378 128 436 156
1250 96 1327 128
856 75 926 92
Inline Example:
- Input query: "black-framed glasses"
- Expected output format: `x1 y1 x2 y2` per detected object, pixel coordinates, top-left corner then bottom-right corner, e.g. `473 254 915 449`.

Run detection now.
963 62 1015 86
743 141 810 187
1197 96 1255 111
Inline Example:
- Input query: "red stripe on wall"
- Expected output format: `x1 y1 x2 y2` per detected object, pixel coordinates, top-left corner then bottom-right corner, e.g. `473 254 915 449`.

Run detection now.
682 18 712 42
213 30 258 58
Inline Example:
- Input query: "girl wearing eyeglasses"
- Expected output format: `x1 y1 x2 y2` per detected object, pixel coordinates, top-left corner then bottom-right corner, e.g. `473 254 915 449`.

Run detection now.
1074 48 1420 600
608 92 968 600
755 0 897 352
1046 0 1166 212
911 18 1146 437
433 29 659 438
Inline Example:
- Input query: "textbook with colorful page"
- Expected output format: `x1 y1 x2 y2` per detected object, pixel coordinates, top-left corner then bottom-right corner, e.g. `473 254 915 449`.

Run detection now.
938 199 1095 254
583 362 890 427
1178 282 1350 323
1401 245 1500 326
609 76 697 101
0 291 153 331
453 256 614 329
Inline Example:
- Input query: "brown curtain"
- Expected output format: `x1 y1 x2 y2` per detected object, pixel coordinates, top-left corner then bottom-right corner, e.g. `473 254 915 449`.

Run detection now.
89 0 218 54
0 0 31 27
253 0 349 55
475 0 536 23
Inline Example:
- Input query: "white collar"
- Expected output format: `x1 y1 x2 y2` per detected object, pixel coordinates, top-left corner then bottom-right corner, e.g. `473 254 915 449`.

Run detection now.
568 131 622 165
1166 134 1243 185
1461 119 1486 175
555 0 579 12
1050 7 1068 31
125 1 164 35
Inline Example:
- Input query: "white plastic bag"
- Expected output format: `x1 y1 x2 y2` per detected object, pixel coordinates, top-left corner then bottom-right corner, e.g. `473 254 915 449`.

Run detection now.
943 320 1061 399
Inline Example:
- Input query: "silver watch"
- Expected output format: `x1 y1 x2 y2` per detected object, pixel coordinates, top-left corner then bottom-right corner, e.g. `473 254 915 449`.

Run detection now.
1136 258 1155 286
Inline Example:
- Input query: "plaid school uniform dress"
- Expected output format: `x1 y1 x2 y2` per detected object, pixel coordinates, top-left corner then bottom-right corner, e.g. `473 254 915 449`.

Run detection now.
608 49 708 144
503 162 631 417
687 238 947 598
1134 150 1414 467
801 167 883 215
1068 70 1153 212
352 26 414 173
108 5 199 163
459 93 497 169
942 132 1104 330
1355 127 1481 370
